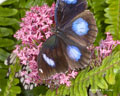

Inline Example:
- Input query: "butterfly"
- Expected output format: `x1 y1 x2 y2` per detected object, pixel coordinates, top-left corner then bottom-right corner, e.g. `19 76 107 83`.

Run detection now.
37 0 98 80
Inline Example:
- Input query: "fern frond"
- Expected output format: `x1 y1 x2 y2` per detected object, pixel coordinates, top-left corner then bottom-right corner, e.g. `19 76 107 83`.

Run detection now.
105 0 120 39
88 0 107 45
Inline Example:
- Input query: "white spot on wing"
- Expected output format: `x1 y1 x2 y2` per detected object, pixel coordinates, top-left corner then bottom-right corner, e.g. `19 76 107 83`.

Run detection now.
39 68 43 73
42 54 55 67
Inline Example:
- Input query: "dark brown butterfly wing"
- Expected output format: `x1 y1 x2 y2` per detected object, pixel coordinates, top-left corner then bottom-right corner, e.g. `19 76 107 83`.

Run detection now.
56 10 97 70
59 35 91 70
55 0 87 27
37 1 97 80
37 35 68 79
37 34 91 79
60 10 98 47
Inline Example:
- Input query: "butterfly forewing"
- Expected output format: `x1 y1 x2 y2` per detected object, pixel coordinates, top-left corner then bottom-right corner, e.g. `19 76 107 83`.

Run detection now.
60 10 98 47
56 10 97 70
55 0 87 27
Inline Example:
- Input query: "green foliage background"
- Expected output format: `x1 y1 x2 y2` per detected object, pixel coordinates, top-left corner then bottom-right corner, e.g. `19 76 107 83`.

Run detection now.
0 0 120 96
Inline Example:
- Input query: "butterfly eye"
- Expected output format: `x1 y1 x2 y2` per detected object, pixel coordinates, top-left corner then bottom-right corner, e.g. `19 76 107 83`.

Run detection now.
62 0 77 4
42 54 55 67
67 45 82 61
72 18 89 36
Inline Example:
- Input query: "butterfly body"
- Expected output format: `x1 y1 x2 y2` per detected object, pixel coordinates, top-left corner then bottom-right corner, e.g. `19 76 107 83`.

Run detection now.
37 0 97 79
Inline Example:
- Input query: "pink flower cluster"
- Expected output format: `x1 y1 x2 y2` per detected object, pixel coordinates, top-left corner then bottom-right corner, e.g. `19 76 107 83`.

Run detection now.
13 3 78 89
51 70 78 87
96 32 120 61
13 4 55 88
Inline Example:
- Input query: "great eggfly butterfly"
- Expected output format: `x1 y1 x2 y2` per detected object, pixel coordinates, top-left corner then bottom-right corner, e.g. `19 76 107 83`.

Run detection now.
37 0 98 79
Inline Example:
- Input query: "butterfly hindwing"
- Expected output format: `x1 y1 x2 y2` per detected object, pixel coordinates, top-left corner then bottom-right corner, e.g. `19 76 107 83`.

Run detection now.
37 35 68 79
59 35 91 70
55 0 87 27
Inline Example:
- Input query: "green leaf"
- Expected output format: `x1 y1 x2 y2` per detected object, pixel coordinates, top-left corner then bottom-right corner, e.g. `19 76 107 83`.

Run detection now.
104 0 120 40
0 48 10 61
74 82 79 96
0 17 19 26
103 73 120 96
23 0 35 8
0 27 13 37
62 86 70 96
70 85 74 96
105 68 116 85
33 0 44 6
22 86 48 96
0 38 15 47
0 7 18 17
1 0 18 5
79 81 87 96
0 69 8 79
97 76 108 89
90 0 107 45
82 81 88 96
90 77 98 93
3 58 21 96
9 93 16 96
19 0 44 8
0 79 8 96
46 89 53 96
51 90 56 96
11 79 19 86
0 63 8 69
74 68 89 96
45 0 54 6
5 46 15 51
58 85 65 96
10 86 21 94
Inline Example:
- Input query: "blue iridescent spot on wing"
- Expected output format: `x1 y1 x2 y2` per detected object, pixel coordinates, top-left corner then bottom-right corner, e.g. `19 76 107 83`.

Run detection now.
72 18 89 36
62 0 77 4
67 45 82 61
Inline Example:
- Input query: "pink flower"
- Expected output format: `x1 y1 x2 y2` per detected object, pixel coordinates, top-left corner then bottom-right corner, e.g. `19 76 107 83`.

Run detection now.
68 70 78 78
24 78 31 84
59 74 70 84
20 71 27 76
13 4 55 86
96 32 120 61
66 81 71 87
